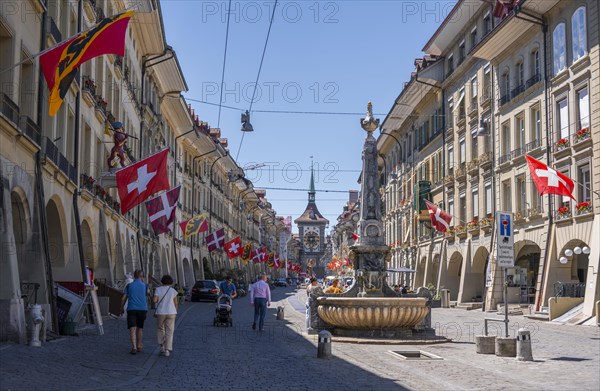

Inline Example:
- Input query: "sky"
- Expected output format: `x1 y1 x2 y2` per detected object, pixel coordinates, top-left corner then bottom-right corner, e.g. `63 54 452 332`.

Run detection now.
161 0 456 234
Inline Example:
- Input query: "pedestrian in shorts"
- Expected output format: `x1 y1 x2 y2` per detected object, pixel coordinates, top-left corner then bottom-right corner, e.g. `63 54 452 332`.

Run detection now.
120 269 149 354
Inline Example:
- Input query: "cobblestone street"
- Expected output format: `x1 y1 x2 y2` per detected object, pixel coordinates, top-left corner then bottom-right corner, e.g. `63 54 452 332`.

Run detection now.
1 286 599 390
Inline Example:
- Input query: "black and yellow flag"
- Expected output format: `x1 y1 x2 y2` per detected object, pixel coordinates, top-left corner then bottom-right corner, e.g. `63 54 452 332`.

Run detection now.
40 11 134 116
241 242 252 263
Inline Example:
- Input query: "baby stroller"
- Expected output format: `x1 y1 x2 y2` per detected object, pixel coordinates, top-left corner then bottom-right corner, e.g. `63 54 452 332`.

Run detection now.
213 294 233 327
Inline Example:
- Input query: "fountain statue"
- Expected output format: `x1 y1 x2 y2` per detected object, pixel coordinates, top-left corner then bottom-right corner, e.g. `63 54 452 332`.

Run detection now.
310 103 434 339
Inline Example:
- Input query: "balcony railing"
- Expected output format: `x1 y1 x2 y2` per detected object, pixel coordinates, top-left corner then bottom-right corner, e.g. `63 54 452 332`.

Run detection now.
510 147 524 160
526 73 541 89
498 93 510 107
525 139 541 153
497 153 511 165
511 84 525 98
1 93 20 124
480 89 491 106
44 137 77 183
19 115 42 146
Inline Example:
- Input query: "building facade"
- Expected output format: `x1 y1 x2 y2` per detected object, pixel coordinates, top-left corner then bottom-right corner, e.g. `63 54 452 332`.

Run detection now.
379 0 599 318
0 0 282 343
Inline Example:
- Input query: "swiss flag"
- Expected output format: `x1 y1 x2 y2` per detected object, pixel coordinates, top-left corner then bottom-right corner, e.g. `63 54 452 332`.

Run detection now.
526 155 575 200
273 254 281 269
116 149 170 214
251 249 261 263
144 186 180 235
425 201 452 232
224 236 242 259
205 228 225 252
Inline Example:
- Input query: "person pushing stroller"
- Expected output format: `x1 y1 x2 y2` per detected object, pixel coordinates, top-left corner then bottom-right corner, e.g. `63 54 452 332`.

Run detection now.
220 276 237 299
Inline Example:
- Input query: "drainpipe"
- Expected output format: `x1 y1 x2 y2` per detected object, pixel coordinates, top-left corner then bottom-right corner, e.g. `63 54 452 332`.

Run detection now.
72 0 88 285
536 20 551 312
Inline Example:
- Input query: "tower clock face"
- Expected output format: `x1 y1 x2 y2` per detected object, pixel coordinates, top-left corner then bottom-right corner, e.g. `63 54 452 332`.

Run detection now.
303 227 320 252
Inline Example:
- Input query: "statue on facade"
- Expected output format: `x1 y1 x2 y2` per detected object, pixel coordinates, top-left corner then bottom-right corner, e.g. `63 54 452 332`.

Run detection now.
107 121 129 168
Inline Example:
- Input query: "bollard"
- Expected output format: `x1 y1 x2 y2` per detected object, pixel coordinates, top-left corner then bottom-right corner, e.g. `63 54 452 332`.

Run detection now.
29 304 44 347
317 330 332 358
516 328 533 361
475 335 496 354
495 337 516 357
277 306 285 320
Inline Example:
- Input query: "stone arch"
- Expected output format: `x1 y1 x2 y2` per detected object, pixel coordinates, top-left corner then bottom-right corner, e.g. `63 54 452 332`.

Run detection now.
514 240 541 304
425 253 440 287
11 188 50 304
462 246 488 303
161 246 170 276
559 239 589 284
182 258 192 288
414 255 427 289
112 230 125 281
193 258 201 280
80 219 97 271
46 197 69 279
446 251 463 301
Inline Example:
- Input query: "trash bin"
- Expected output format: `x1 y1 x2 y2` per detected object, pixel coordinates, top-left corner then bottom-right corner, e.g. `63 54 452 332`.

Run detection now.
441 289 450 308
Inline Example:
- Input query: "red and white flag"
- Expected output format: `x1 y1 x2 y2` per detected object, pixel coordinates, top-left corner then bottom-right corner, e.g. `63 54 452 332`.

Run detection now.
224 236 242 259
144 186 180 235
273 254 281 269
351 232 358 241
259 247 267 263
205 228 225 252
526 155 575 200
251 249 261 263
425 201 452 232
116 149 170 214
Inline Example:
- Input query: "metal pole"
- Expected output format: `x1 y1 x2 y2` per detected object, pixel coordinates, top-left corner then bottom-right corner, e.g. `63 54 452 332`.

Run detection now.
504 267 509 337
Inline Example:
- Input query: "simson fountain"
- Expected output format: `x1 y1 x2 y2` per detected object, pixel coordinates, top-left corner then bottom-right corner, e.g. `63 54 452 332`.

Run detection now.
308 102 433 339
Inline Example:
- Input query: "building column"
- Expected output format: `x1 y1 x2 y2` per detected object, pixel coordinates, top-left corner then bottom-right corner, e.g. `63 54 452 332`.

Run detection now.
0 172 27 343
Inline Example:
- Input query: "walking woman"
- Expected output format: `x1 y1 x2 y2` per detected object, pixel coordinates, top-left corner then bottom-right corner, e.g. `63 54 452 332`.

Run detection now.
153 275 179 357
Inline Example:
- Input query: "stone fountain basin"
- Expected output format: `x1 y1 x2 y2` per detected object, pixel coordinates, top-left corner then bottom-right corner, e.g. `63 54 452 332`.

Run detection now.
317 297 429 329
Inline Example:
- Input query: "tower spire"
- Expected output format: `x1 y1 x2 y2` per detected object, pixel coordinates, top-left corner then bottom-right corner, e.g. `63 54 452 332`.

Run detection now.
308 158 315 202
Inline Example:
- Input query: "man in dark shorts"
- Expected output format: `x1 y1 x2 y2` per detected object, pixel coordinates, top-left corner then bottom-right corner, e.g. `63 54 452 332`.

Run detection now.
120 270 148 354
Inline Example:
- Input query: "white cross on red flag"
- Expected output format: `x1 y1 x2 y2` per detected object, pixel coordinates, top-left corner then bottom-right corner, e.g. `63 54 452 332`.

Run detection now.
273 254 281 269
224 236 242 259
116 149 170 214
205 228 225 252
425 201 452 233
526 155 575 200
144 186 180 235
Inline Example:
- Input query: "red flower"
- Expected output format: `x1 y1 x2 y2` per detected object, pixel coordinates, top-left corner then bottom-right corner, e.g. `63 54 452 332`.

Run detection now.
558 206 569 214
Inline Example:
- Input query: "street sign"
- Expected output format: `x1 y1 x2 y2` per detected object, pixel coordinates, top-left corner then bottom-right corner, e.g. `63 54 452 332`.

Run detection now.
496 211 514 268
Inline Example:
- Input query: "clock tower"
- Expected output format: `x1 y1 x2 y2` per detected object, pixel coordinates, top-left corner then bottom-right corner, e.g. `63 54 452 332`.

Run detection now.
295 165 329 275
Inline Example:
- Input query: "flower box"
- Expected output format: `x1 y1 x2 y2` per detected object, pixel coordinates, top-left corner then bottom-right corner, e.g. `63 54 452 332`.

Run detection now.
574 127 590 143
557 206 571 220
555 138 569 151
575 202 592 215
467 219 480 234
455 225 467 238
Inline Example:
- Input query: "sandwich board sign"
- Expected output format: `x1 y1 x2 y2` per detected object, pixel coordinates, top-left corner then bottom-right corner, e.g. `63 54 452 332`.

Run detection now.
496 211 514 268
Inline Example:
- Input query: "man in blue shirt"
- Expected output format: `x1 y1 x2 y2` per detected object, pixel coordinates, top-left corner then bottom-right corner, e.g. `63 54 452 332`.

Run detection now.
120 270 149 354
220 276 237 298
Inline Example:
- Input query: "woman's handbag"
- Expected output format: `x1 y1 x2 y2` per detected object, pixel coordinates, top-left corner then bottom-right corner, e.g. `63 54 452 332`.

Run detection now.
153 288 170 318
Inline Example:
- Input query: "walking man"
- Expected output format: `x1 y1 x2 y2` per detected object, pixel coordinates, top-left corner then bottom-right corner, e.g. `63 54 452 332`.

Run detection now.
120 269 149 354
249 274 271 331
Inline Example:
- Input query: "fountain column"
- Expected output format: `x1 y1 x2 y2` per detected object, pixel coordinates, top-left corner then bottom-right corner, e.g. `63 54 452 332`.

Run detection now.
350 102 391 297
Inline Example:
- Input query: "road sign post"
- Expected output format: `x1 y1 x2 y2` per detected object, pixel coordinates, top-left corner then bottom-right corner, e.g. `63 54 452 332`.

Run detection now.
496 212 514 337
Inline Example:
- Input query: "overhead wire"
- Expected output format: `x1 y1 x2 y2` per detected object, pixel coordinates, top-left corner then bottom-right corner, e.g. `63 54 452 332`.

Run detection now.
235 0 279 161
217 0 233 128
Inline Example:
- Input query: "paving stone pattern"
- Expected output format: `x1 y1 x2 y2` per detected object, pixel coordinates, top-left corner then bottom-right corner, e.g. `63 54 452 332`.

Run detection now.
1 287 598 390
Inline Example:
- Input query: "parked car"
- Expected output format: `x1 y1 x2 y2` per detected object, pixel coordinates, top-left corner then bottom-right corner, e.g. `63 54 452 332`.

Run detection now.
191 280 220 302
274 278 287 287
